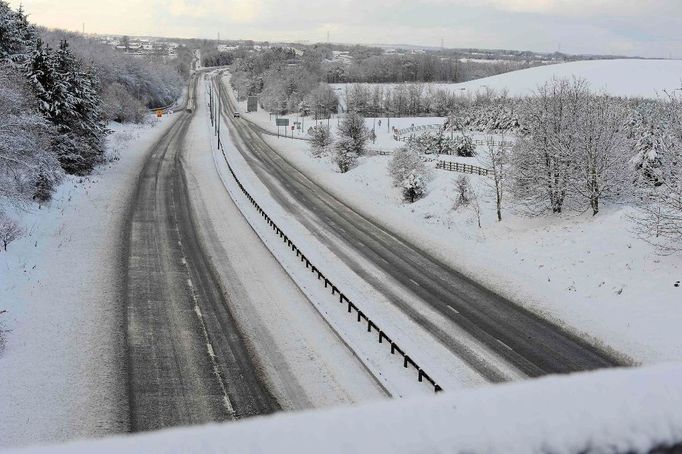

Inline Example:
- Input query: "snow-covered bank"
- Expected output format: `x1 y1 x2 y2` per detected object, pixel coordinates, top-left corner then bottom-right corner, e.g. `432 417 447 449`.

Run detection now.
0 115 176 448
333 59 682 99
12 363 682 453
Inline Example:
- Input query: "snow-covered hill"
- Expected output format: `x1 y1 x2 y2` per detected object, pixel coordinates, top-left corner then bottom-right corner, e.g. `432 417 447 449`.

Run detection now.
451 59 682 98
335 59 682 99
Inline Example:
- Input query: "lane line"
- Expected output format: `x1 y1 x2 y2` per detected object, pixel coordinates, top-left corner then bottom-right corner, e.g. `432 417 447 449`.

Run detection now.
496 338 514 351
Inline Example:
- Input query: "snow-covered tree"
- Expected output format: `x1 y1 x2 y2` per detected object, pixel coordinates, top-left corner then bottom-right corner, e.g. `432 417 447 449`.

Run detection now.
454 135 475 157
305 83 338 119
401 171 427 203
572 94 630 215
0 65 61 205
631 94 682 252
102 82 147 123
28 39 106 174
309 124 333 157
337 111 369 156
0 1 36 63
0 213 23 251
512 77 588 214
388 146 430 188
332 138 358 173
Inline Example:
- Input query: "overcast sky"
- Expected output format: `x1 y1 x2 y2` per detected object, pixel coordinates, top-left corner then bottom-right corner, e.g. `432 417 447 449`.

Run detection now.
10 0 682 58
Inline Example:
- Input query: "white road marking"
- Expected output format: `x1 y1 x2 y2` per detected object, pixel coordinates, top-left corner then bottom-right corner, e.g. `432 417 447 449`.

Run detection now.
447 306 459 314
496 338 514 351
409 278 421 287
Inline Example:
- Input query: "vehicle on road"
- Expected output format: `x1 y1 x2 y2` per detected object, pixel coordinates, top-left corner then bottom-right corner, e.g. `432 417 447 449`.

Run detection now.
233 112 241 118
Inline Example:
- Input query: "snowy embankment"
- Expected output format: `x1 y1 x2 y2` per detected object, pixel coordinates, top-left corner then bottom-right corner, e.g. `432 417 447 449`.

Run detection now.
0 116 176 448
233 73 682 366
333 58 682 99
11 363 682 454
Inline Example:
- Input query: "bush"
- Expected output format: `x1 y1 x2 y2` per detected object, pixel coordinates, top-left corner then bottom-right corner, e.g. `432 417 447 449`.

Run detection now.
388 146 429 187
454 135 475 157
338 112 369 156
333 139 358 173
453 175 474 209
103 83 147 123
402 171 427 203
309 124 333 157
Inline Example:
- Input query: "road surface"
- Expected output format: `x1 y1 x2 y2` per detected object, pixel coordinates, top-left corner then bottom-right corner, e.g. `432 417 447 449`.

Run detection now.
123 75 279 432
122 73 386 433
214 73 624 382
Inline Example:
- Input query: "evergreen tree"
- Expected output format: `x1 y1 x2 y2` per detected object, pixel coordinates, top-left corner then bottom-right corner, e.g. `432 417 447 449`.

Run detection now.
0 1 35 62
28 39 106 174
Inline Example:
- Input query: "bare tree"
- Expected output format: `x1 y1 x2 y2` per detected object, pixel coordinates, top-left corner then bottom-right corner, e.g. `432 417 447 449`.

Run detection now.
512 77 588 214
481 136 510 221
572 94 630 215
0 214 23 251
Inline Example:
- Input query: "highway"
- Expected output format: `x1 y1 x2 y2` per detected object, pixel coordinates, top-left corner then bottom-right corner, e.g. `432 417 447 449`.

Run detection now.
213 73 624 382
121 72 386 432
123 75 279 432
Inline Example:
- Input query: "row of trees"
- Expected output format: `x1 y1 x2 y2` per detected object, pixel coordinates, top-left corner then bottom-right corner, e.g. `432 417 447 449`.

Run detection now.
39 29 187 122
343 83 515 118
460 78 682 251
324 77 682 252
1 1 190 252
324 54 537 84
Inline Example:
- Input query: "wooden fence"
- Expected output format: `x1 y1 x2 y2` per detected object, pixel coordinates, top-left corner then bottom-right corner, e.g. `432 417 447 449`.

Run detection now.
436 160 490 176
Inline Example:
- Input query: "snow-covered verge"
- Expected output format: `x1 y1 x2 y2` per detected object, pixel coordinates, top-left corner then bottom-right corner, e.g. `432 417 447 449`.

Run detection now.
10 363 682 454
0 115 176 448
332 59 682 99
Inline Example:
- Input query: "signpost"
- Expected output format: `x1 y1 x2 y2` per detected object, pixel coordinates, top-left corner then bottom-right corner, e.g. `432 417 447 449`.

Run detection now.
276 118 289 138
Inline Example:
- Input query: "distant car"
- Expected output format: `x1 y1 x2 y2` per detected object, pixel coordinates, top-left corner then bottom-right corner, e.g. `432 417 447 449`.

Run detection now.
233 112 241 118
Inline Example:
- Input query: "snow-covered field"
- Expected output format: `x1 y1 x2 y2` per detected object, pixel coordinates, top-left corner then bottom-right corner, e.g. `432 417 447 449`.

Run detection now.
333 59 682 99
12 363 682 454
0 116 176 448
233 77 682 366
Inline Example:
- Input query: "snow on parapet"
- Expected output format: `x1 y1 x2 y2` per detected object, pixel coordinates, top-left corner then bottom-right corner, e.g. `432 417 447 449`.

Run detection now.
14 363 682 453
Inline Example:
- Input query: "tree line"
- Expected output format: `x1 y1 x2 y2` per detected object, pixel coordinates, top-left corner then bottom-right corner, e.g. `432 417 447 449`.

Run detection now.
314 77 682 253
0 1 190 251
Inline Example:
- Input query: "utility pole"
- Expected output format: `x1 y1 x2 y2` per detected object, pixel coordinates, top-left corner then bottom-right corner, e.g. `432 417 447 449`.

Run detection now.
82 23 85 35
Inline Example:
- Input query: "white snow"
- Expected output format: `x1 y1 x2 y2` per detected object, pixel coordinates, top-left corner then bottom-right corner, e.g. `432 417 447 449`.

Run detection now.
0 115 176 448
333 59 682 99
10 363 682 454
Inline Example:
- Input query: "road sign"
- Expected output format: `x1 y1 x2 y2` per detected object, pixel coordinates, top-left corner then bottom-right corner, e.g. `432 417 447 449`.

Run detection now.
276 118 289 127
247 96 258 112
